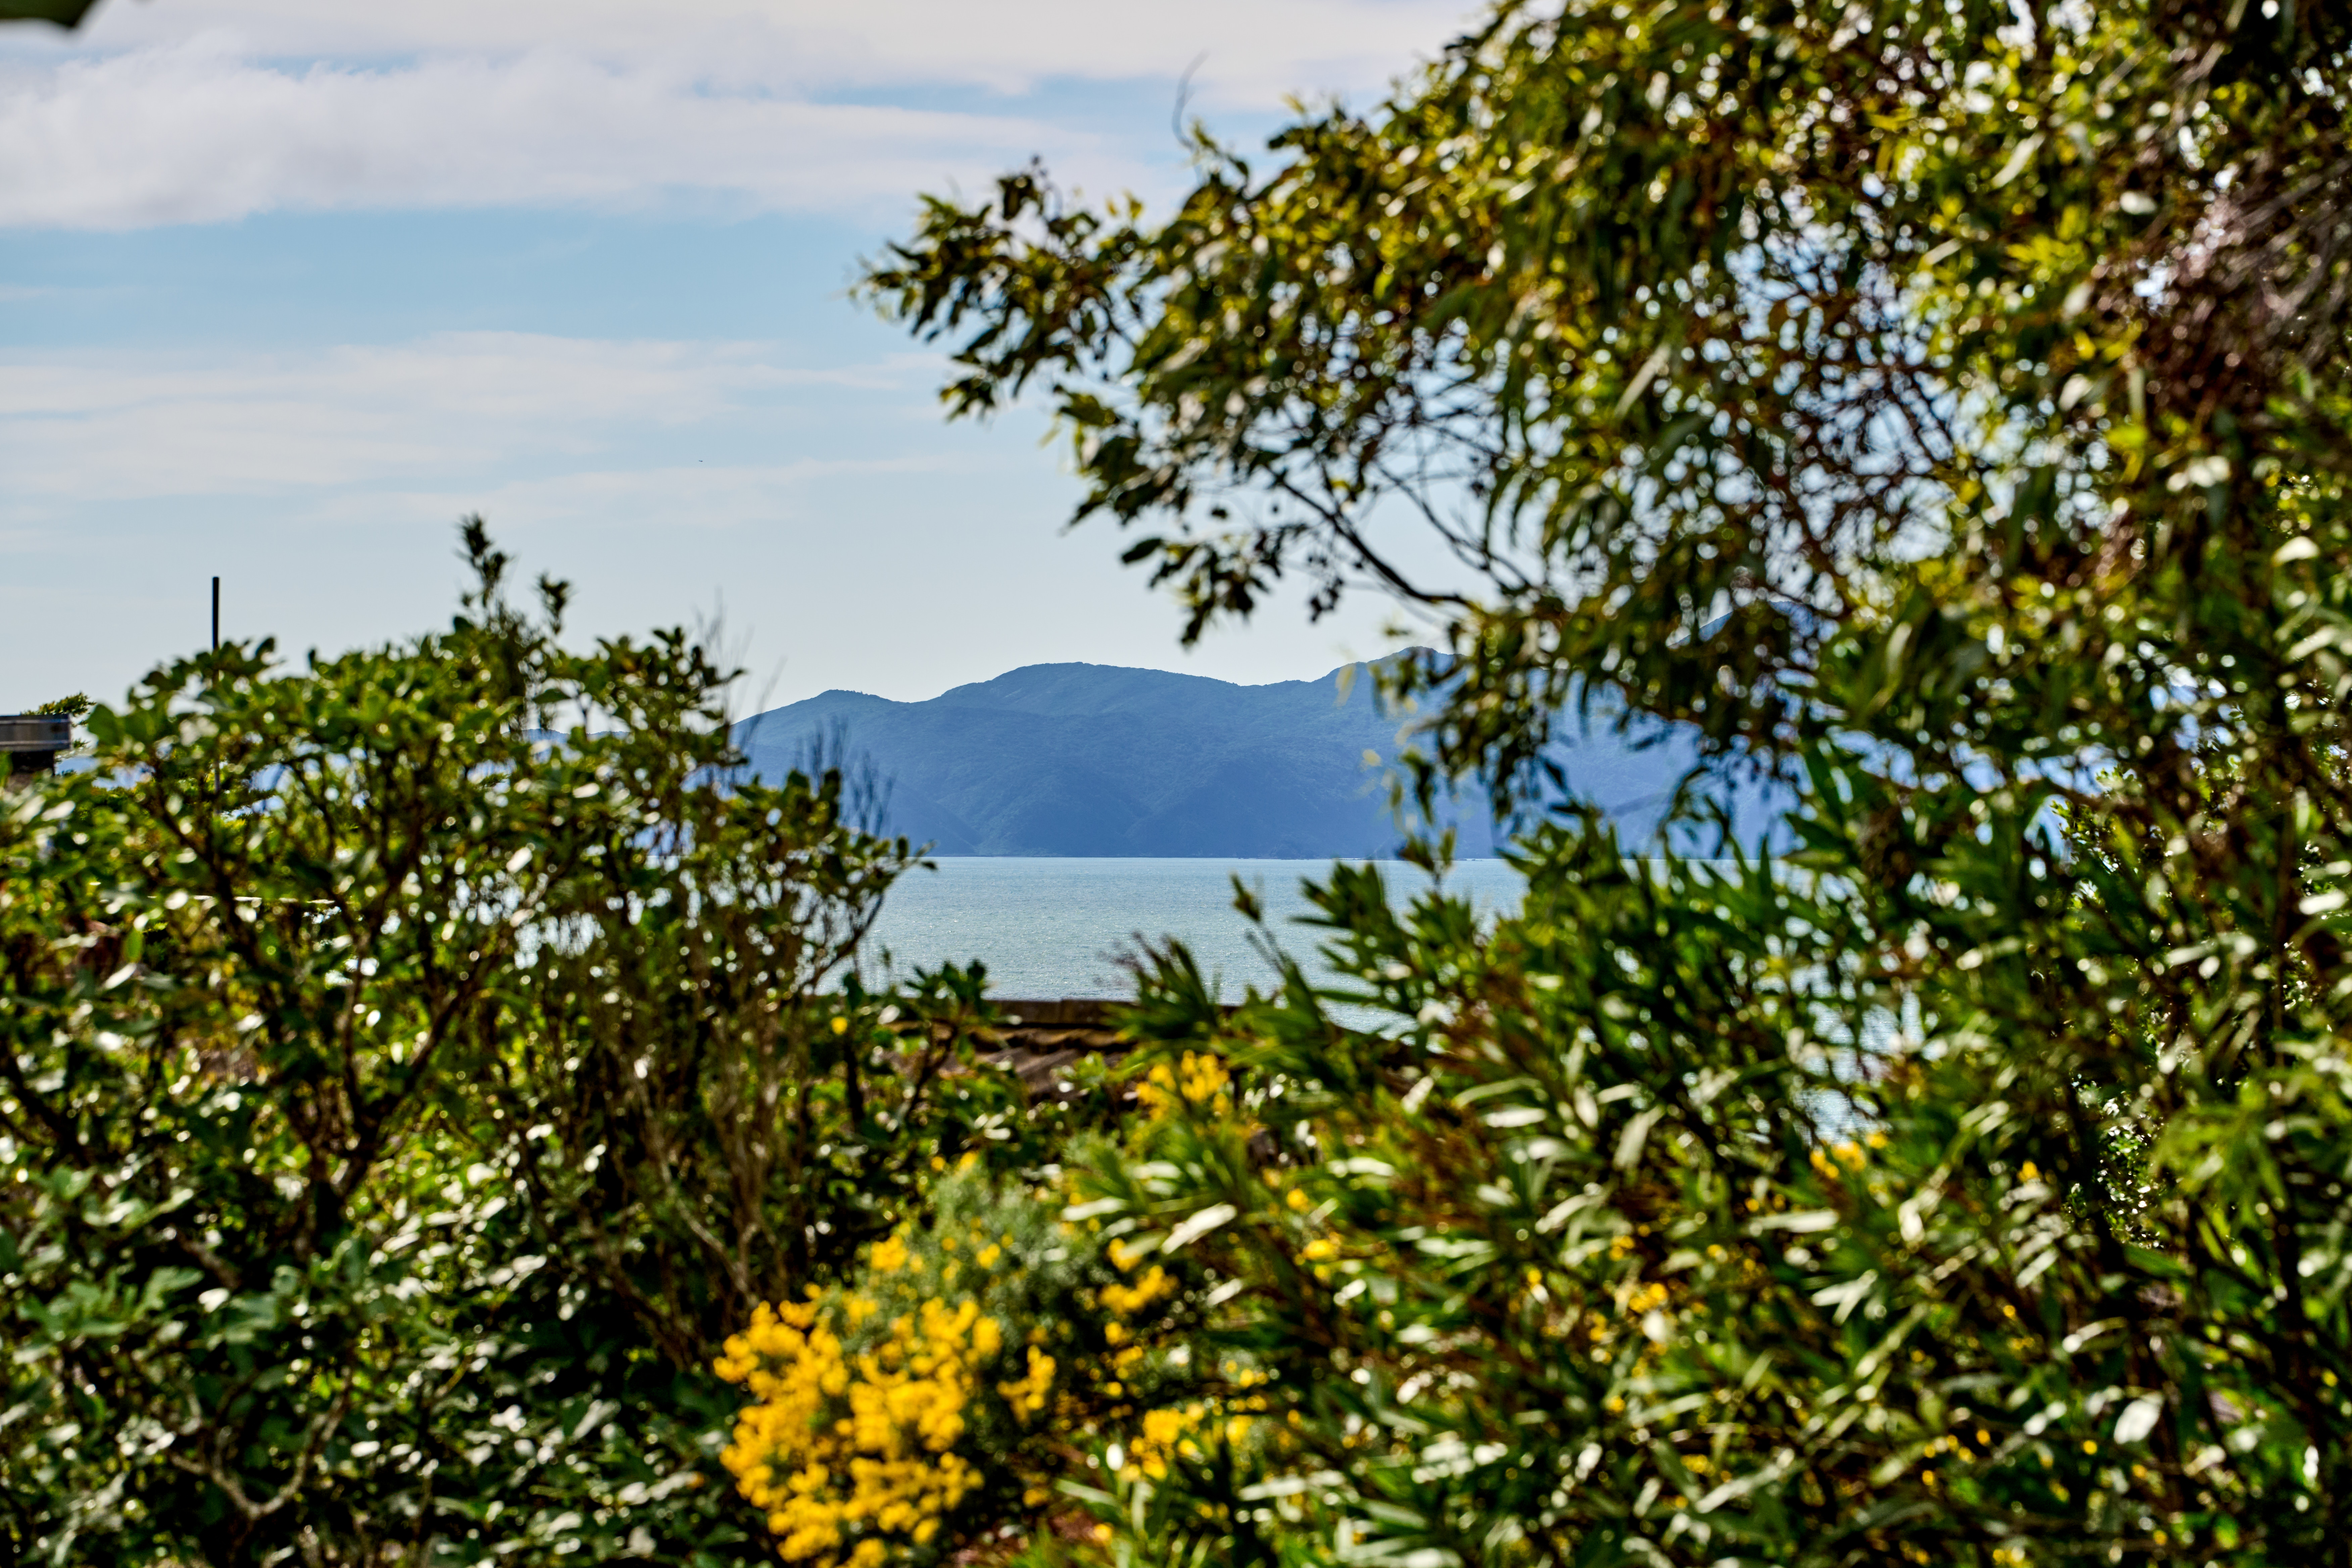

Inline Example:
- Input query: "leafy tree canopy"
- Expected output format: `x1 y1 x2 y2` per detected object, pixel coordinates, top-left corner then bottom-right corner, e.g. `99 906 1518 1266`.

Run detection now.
868 0 2351 808
839 2 2352 1564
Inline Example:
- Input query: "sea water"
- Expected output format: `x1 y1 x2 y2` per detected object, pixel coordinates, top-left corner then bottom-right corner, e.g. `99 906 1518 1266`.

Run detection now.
858 856 1527 1002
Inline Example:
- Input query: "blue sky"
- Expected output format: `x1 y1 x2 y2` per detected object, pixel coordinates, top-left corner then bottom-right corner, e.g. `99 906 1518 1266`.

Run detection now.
0 0 1477 713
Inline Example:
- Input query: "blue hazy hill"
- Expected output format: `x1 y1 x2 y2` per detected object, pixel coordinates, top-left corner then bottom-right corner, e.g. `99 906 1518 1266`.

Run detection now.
731 656 1751 858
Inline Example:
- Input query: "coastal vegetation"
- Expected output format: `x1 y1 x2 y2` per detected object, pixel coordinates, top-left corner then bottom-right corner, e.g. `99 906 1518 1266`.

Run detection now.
5 0 2350 1564
842 0 2352 1562
0 526 1096 1563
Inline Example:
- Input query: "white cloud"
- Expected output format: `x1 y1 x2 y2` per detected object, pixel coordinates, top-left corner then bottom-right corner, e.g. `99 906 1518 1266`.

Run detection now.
56 0 1471 103
0 328 1411 731
0 332 931 500
0 0 1471 712
0 42 1162 229
0 0 1481 229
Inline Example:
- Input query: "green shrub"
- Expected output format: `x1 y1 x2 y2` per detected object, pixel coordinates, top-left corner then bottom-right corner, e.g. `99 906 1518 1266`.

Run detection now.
0 525 1070 1566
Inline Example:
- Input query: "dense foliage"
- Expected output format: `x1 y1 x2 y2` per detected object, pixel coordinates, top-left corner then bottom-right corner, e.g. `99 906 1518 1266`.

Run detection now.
13 0 2352 1561
869 0 2351 803
0 526 1070 1566
843 0 2352 1563
0 0 100 29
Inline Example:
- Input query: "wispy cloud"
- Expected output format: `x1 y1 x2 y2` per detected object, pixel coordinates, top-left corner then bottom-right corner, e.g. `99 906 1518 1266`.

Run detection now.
57 0 1469 103
0 0 1480 230
301 456 975 538
0 43 1164 229
0 0 1458 708
0 332 939 501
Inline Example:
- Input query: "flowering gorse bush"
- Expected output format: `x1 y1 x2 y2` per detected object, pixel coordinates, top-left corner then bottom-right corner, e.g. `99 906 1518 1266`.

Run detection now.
716 1292 1000 1565
715 1135 1317 1567
715 1167 1097 1566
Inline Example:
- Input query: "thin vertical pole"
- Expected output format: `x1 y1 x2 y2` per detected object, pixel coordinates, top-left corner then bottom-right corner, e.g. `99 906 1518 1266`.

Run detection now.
207 575 222 807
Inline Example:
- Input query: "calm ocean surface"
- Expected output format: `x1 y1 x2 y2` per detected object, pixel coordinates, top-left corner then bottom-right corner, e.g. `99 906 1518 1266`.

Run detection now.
858 857 1527 1001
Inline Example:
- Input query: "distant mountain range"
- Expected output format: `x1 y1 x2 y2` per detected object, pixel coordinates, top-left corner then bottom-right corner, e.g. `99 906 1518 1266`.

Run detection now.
731 656 1761 858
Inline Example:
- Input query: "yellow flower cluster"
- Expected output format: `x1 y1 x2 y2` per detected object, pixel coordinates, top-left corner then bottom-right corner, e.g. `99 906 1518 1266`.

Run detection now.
1122 1402 1208 1480
1136 1051 1230 1117
997 1344 1057 1421
715 1293 1008 1567
1082 1229 1281 1489
1094 1252 1186 1394
1808 1131 1891 1182
1298 1235 1343 1284
1098 1264 1175 1318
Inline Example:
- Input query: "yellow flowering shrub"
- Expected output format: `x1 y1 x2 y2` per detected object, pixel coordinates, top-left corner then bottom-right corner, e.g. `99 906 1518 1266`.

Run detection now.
714 1158 1218 1566
716 1294 998 1566
709 1049 1318 1567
